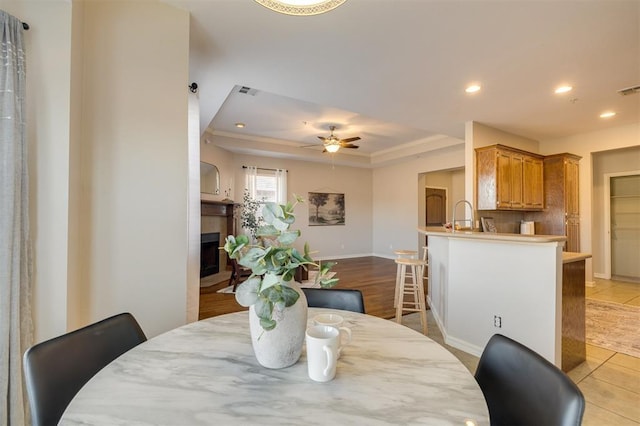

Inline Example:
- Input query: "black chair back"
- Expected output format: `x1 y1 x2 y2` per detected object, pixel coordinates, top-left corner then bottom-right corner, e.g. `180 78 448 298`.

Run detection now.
302 288 365 313
475 333 585 426
23 312 147 426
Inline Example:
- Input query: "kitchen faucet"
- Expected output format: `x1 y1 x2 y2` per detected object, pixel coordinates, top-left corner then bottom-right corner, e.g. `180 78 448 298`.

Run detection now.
452 200 475 232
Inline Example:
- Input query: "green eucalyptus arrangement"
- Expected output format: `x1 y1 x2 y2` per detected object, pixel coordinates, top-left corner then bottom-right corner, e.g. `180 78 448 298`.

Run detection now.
224 195 338 331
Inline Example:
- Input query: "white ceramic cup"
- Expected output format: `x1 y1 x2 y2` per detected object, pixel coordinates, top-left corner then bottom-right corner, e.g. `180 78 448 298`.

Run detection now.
305 325 339 382
312 314 352 357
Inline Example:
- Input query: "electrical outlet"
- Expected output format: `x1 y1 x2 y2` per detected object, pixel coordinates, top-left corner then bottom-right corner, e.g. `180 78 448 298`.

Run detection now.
493 315 502 328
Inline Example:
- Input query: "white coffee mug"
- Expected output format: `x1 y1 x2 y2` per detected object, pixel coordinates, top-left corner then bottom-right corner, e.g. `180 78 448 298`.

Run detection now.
305 325 339 382
313 314 352 357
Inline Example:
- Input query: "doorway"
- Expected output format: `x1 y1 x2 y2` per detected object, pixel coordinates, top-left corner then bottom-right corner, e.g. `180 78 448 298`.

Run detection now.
426 187 447 226
604 172 640 282
425 187 447 246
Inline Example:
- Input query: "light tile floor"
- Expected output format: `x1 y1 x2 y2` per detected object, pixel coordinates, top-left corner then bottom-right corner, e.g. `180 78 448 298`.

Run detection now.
577 278 640 425
400 278 640 425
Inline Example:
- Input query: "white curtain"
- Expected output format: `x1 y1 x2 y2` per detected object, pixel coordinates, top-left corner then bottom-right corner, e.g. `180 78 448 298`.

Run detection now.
274 168 287 204
0 10 32 426
245 165 258 199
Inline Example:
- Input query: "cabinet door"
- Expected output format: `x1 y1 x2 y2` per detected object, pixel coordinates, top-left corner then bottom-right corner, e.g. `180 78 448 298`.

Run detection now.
565 159 579 216
510 154 524 209
565 217 580 252
497 151 512 209
523 157 544 209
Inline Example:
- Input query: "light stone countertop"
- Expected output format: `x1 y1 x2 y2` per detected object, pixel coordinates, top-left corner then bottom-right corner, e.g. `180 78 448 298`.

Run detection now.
562 251 592 264
418 226 567 243
61 308 489 426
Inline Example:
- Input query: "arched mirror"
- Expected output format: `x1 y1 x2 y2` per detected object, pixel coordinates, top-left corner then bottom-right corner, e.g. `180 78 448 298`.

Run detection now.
200 162 220 195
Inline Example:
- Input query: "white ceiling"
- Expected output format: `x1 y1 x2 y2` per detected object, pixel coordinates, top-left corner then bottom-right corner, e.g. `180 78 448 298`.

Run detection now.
166 0 640 167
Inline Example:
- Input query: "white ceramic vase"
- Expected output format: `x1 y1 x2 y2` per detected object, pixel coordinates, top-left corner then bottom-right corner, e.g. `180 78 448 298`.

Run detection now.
248 281 308 369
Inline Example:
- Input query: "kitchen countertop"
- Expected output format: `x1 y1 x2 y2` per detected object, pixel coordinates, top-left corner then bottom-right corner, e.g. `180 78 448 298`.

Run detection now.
562 252 592 264
417 226 567 243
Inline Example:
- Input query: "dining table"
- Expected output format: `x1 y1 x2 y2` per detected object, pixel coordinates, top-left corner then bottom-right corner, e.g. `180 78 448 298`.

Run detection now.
61 308 489 425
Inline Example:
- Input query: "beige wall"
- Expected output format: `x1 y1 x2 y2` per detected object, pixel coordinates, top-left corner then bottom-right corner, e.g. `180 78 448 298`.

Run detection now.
592 146 640 278
4 0 193 341
1 0 74 341
229 154 374 259
372 141 465 257
540 123 640 282
417 168 465 249
79 1 191 338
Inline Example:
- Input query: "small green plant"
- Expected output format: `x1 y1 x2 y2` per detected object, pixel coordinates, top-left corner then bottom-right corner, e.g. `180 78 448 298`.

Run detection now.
240 189 264 239
224 195 338 331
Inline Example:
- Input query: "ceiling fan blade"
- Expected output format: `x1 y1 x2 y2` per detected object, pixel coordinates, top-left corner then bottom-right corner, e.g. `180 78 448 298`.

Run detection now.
340 137 361 143
341 143 359 149
318 136 328 142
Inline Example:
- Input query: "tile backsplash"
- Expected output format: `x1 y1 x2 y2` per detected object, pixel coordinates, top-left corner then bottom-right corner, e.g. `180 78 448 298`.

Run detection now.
477 210 526 234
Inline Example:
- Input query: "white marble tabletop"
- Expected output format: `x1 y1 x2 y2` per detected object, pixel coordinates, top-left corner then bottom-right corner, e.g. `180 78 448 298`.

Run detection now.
61 309 489 425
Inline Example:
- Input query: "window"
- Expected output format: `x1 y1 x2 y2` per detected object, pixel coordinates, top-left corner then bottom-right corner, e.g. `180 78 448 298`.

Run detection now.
255 170 279 203
245 166 287 204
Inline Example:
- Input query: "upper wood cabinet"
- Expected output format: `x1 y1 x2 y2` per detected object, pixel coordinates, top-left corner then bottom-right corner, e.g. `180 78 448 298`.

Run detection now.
536 153 582 252
523 156 544 209
476 145 544 211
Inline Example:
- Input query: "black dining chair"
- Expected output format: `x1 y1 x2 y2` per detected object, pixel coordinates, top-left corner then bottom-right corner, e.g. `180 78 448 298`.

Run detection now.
23 312 147 426
229 258 252 291
474 333 585 426
302 288 365 313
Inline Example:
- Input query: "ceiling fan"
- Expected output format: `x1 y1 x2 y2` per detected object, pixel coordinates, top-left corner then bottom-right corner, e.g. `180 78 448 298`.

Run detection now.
317 126 360 153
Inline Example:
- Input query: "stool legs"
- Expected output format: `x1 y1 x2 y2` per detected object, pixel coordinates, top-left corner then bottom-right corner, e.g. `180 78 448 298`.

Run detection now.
395 263 406 324
394 259 428 335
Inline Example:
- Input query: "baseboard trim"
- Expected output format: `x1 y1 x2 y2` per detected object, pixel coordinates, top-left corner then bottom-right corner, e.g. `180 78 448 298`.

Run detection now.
315 253 380 261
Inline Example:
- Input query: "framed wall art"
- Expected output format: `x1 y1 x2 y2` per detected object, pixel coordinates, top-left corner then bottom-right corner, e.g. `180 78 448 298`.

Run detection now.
308 192 345 226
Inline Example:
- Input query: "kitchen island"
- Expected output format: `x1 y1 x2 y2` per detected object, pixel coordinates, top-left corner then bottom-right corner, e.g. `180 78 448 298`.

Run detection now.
418 227 589 371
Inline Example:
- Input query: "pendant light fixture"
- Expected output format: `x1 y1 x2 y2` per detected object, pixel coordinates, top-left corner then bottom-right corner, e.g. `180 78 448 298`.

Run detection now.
254 0 347 16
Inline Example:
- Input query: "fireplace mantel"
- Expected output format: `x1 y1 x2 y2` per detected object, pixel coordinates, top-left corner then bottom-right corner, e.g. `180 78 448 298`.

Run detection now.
201 199 237 236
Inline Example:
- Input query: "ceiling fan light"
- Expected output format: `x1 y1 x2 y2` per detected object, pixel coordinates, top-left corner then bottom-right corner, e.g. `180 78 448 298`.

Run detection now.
325 143 340 153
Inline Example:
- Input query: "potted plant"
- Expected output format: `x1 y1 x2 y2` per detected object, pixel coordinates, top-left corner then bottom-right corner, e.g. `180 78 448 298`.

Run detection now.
223 194 338 368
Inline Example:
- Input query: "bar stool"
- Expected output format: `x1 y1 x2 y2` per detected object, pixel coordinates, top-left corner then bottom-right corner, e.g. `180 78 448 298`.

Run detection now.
393 249 418 309
394 257 428 335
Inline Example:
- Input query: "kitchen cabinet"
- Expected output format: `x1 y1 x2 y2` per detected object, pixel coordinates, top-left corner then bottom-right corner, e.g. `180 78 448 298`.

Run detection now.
523 156 544 209
536 153 582 252
476 145 544 211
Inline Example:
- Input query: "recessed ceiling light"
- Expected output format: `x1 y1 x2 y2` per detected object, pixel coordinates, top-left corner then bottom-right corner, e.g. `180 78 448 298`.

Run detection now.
554 85 573 94
465 84 481 94
254 0 347 16
599 111 616 118
235 122 245 128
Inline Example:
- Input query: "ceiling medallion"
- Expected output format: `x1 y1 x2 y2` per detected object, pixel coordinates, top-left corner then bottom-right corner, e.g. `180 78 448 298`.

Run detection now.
254 0 348 16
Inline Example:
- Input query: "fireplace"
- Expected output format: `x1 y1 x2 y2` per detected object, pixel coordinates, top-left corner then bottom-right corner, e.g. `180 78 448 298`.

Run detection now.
201 232 220 278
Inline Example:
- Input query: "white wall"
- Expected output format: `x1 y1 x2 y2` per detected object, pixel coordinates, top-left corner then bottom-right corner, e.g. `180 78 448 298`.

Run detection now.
540 123 640 282
429 235 563 365
372 141 465 258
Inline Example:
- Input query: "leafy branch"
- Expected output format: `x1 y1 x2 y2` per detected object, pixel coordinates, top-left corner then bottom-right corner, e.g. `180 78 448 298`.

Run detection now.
223 195 338 331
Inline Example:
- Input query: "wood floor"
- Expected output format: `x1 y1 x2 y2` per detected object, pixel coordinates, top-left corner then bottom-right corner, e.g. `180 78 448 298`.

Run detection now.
199 256 399 320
